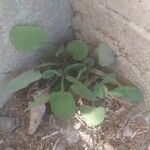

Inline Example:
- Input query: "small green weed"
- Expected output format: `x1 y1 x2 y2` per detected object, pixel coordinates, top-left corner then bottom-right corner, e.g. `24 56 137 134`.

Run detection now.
3 25 144 127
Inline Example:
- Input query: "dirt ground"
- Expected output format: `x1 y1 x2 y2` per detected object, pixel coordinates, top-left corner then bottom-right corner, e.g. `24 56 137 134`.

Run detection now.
0 91 150 150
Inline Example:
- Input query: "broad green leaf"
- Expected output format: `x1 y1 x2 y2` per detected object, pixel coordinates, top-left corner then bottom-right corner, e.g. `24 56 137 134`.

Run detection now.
67 40 88 61
55 45 65 57
96 42 115 66
26 92 50 110
84 57 95 70
3 70 42 94
42 69 61 79
66 76 97 101
109 86 144 102
80 105 105 127
94 83 108 99
49 92 75 120
10 25 50 52
64 63 84 74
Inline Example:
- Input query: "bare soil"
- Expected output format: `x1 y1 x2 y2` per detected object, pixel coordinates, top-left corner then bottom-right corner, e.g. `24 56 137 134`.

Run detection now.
0 91 149 150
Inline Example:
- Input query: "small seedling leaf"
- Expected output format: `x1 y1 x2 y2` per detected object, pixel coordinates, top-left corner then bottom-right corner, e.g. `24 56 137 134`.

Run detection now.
66 76 97 101
67 40 88 61
109 86 144 102
10 25 50 52
50 92 75 120
96 42 115 66
94 83 108 99
3 70 42 94
84 57 95 70
80 105 105 127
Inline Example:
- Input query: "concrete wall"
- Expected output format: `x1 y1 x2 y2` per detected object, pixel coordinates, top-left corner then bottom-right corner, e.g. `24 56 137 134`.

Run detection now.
71 0 150 108
0 0 73 107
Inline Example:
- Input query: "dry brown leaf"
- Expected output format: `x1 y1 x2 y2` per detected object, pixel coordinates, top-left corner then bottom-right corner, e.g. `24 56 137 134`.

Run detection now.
90 68 105 76
28 105 46 135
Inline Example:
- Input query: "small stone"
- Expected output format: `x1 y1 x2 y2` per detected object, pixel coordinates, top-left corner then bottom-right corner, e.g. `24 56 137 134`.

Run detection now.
123 128 133 138
0 139 3 144
148 145 150 150
73 122 81 130
104 143 115 150
65 129 79 145
0 117 18 134
144 115 150 124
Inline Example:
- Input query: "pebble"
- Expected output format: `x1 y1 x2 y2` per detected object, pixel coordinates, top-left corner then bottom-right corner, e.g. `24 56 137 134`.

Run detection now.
65 129 80 145
73 122 81 130
148 145 150 150
0 139 3 144
0 117 18 134
144 115 150 124
123 127 133 138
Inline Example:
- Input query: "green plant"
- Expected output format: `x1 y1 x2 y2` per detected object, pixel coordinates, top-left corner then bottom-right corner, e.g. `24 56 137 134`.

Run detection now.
3 25 144 127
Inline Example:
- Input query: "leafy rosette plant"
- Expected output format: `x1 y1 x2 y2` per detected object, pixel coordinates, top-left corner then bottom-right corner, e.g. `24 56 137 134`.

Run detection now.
3 25 144 127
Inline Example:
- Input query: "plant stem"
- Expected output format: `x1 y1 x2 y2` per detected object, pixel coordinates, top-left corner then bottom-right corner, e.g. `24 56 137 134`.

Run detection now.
61 75 65 92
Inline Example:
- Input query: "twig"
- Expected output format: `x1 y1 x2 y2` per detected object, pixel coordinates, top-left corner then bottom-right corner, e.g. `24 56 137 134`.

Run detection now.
42 130 61 140
52 138 60 150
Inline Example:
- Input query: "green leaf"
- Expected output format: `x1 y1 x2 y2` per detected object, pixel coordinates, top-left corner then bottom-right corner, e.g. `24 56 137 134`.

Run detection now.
96 42 115 66
49 92 75 120
66 76 97 101
26 92 50 110
109 86 144 102
42 69 61 79
94 83 108 99
67 40 88 61
80 105 105 127
3 70 42 94
10 25 50 52
64 63 84 74
36 63 52 68
76 66 87 79
84 57 95 70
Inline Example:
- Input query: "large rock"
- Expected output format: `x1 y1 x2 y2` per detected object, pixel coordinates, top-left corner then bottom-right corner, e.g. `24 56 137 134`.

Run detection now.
71 0 150 109
0 0 73 107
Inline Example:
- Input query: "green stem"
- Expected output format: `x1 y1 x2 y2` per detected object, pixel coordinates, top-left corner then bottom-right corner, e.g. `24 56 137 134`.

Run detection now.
61 75 65 92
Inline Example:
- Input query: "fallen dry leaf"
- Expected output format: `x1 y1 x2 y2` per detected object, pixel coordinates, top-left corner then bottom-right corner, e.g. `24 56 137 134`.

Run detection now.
28 105 46 135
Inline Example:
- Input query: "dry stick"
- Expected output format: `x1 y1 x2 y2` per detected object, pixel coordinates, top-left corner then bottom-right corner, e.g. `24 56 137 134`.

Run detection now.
52 138 60 150
42 130 61 140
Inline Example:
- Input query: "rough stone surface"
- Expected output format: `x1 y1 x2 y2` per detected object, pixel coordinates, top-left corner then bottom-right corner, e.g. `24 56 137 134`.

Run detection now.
0 0 73 107
71 0 150 109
